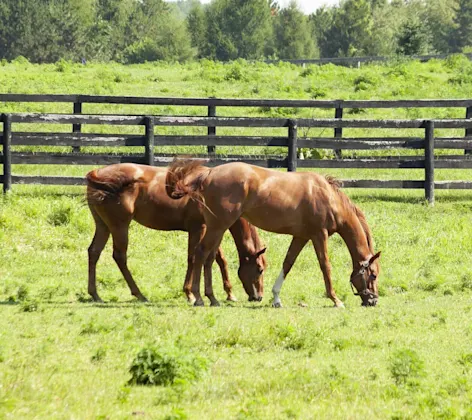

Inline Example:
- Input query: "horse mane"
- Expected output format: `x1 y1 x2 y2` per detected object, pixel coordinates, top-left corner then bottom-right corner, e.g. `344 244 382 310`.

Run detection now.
165 159 208 201
324 175 374 252
86 169 140 204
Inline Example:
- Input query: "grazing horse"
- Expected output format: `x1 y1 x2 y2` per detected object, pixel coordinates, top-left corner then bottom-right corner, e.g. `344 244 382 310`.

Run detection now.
166 160 381 308
86 163 266 305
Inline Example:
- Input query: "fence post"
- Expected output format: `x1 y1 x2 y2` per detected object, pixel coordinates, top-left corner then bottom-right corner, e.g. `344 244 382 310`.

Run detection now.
72 101 82 153
2 114 12 193
145 116 155 166
207 103 216 155
334 105 343 159
287 119 298 172
465 106 472 155
425 120 435 205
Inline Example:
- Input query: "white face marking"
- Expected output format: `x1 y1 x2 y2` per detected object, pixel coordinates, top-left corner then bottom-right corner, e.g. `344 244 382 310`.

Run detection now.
272 269 285 306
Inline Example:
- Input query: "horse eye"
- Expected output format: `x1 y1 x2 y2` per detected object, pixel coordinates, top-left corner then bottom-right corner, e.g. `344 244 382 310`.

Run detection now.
370 273 377 281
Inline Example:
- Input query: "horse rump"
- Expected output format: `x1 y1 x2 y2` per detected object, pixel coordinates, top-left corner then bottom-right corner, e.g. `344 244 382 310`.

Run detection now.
86 167 140 204
165 159 208 201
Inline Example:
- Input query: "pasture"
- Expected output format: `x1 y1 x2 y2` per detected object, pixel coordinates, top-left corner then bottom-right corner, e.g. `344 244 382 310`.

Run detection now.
1 58 472 418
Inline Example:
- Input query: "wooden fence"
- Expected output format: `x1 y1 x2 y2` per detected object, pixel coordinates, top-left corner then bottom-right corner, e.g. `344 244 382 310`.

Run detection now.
2 110 472 204
2 94 472 156
265 52 472 67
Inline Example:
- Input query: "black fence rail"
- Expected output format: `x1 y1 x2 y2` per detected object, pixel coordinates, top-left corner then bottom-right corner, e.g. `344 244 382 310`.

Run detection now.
265 53 472 67
2 94 472 158
2 112 472 204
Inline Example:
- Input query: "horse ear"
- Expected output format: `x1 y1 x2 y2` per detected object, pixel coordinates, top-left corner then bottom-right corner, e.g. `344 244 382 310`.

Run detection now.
369 251 381 265
255 247 267 257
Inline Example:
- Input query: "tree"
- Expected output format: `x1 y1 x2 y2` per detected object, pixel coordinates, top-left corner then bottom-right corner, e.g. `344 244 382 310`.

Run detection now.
187 1 208 58
396 18 433 55
274 1 317 59
451 0 472 52
205 0 273 60
309 6 335 58
322 0 374 57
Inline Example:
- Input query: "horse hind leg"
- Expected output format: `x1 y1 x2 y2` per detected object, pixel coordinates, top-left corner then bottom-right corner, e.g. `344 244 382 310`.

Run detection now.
88 209 111 303
111 225 148 302
215 246 237 302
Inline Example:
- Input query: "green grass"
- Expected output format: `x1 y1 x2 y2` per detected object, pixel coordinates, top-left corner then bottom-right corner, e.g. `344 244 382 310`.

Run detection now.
1 58 472 418
1 185 472 419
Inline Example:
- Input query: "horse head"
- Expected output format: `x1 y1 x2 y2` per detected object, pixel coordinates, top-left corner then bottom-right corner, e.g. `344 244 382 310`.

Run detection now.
238 247 267 302
350 251 381 307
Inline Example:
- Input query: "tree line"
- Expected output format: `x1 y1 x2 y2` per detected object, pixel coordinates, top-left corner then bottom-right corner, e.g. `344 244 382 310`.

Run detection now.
1 0 471 64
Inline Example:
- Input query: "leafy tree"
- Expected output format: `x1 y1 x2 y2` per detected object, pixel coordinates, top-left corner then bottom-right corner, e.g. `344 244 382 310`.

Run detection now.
309 6 335 58
274 1 317 59
205 0 273 60
451 0 472 52
396 17 433 55
322 0 374 57
187 1 208 58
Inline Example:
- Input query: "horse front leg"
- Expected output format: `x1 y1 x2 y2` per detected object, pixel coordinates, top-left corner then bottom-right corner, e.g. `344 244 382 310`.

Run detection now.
312 230 344 308
272 237 308 308
204 244 223 307
185 226 206 304
191 228 226 306
215 246 237 302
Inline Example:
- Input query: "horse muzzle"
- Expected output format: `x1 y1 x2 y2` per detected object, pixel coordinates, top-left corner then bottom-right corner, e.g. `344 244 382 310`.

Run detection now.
361 293 378 307
248 295 263 302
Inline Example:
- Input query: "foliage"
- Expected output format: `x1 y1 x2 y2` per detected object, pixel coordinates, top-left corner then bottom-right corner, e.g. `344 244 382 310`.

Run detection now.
128 346 208 386
390 349 425 386
1 0 471 62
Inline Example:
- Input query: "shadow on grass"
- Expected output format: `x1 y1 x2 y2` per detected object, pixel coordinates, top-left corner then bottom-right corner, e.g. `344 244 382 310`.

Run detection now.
0 301 19 306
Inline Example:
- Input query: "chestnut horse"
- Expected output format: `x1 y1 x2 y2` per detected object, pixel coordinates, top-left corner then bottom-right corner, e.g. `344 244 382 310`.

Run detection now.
166 161 381 307
86 163 266 305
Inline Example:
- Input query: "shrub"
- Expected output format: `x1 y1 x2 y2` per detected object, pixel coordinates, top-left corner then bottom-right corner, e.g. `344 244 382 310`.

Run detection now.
47 204 72 226
389 349 425 385
300 67 315 77
128 346 208 386
224 64 246 82
20 300 39 312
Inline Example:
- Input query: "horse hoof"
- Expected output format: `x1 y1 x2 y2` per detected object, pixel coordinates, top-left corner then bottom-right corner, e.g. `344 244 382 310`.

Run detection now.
91 295 104 303
272 302 283 308
334 302 345 309
210 301 221 307
227 295 238 302
194 299 205 307
138 296 149 303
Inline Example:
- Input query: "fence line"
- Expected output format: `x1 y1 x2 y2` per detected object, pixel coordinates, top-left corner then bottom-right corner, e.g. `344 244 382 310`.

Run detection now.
265 53 472 67
2 112 472 203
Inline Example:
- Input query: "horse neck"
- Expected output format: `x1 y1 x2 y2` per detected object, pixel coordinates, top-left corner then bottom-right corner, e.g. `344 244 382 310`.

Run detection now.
229 218 258 261
337 208 372 269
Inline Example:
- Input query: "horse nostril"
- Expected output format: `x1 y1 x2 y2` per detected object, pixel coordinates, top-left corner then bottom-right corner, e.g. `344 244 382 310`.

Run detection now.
257 296 263 302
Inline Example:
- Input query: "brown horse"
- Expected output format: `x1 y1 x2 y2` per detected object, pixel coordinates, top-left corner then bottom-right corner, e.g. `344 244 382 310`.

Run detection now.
166 160 381 308
86 163 266 305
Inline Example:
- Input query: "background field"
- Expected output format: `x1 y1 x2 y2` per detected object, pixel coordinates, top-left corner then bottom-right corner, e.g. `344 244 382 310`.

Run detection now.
1 58 472 419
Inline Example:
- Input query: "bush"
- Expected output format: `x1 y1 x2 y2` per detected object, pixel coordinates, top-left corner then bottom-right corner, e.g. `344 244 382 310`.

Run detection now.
47 204 72 226
128 346 208 386
389 349 425 386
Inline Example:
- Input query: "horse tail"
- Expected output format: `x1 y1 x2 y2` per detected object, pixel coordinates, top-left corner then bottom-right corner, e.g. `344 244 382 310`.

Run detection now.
165 159 208 201
86 167 139 204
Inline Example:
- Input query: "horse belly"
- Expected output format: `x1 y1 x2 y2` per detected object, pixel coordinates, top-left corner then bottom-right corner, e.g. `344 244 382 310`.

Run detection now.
133 204 188 231
243 208 307 237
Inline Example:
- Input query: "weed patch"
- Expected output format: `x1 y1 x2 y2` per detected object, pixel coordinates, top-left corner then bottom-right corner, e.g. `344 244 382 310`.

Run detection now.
128 346 208 387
